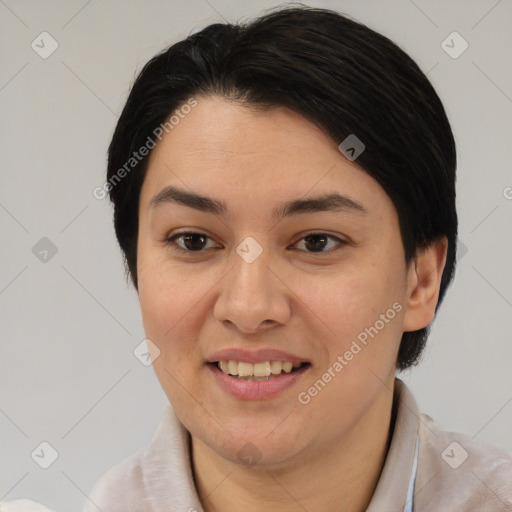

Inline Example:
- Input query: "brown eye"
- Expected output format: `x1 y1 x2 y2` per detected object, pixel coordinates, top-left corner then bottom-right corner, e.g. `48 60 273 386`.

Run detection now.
304 234 329 252
180 233 207 251
166 232 219 253
293 233 346 253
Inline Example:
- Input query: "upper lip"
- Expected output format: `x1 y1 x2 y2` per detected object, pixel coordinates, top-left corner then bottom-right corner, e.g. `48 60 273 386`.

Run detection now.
206 348 310 364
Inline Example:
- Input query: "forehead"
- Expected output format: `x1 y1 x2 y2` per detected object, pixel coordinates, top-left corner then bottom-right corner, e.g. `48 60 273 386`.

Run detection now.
139 95 395 221
148 95 337 173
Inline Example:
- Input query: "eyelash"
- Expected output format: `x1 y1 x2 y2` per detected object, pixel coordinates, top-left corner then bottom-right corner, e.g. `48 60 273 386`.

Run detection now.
164 231 347 255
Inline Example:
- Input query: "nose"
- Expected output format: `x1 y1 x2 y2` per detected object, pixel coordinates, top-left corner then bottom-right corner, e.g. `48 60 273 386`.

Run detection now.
213 246 292 334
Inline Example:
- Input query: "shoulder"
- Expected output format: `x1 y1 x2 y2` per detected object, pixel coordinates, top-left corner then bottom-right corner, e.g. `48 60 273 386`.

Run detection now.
0 500 55 512
415 413 512 511
83 447 149 512
82 404 195 511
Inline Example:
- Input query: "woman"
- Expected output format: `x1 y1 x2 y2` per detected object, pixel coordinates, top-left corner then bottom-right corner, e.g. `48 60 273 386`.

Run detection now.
4 4 510 512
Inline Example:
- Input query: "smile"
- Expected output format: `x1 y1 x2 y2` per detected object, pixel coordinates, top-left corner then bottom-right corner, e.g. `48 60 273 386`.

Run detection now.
216 360 306 380
206 360 311 399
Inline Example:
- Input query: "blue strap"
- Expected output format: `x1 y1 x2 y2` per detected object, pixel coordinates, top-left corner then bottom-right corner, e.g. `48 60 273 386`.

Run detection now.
402 434 419 512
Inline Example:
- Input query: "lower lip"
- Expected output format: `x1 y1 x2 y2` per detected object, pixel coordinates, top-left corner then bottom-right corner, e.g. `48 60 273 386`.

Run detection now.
206 363 310 400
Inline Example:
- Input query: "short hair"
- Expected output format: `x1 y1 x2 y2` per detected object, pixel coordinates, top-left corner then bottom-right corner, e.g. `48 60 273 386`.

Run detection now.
106 4 458 371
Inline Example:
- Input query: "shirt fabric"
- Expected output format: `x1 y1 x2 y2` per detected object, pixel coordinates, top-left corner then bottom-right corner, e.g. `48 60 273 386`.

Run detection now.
2 378 511 511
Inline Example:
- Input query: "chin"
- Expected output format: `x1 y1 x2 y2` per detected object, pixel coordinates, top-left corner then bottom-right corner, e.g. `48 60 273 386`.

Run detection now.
200 420 308 469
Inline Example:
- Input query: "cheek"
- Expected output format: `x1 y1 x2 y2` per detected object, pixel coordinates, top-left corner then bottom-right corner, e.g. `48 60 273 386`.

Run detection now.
137 263 209 411
138 266 200 342
137 256 230 379
137 235 201 330
296 259 405 422
309 257 407 385
313 263 403 339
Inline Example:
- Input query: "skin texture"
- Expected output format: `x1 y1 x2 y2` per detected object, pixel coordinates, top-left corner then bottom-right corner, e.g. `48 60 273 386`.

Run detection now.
136 95 448 511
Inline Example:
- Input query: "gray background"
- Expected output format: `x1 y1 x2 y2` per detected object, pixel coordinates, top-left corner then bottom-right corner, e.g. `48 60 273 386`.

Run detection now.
1 0 511 509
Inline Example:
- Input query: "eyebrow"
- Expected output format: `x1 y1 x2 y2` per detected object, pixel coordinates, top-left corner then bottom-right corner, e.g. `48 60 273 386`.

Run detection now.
149 185 367 221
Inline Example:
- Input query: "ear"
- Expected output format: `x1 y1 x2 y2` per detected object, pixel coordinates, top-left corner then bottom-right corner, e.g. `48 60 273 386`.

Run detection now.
402 237 448 332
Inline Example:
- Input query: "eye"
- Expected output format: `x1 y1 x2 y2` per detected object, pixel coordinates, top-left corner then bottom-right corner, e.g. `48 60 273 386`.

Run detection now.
164 231 347 255
291 232 347 253
165 232 220 253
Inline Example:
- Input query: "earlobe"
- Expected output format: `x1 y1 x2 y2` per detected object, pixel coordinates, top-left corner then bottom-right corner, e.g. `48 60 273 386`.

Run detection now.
402 237 448 332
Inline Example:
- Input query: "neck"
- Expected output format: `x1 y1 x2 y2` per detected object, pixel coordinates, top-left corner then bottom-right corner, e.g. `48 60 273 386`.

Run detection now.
191 378 396 512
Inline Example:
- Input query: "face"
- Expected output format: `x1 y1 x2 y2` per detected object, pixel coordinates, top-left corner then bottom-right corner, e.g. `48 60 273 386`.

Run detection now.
137 95 412 468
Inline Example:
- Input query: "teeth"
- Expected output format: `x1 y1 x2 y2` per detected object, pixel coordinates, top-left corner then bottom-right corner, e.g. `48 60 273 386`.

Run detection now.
270 361 282 375
228 360 238 375
217 360 304 378
238 362 253 377
254 362 271 377
282 362 293 373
